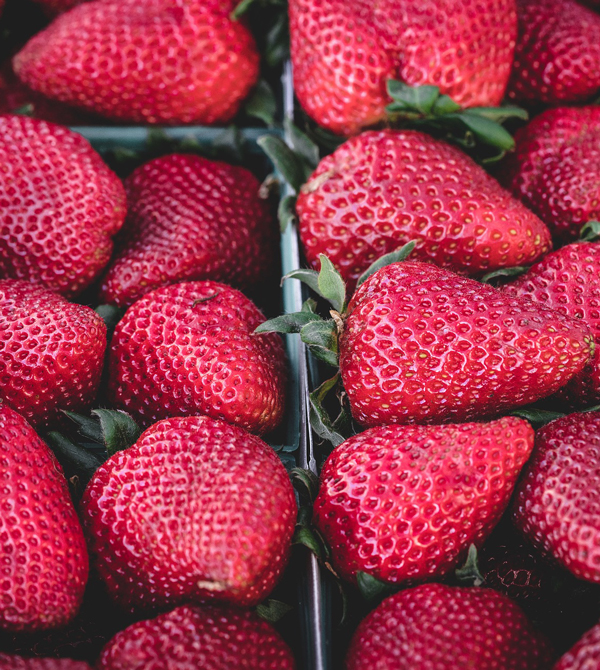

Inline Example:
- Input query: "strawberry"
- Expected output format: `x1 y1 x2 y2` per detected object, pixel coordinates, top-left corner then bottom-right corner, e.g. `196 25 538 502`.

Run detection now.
289 0 517 136
12 0 260 125
0 115 126 297
313 417 534 585
345 583 552 669
99 154 275 308
80 415 297 612
340 261 592 427
0 405 88 632
297 130 552 293
97 604 295 669
554 624 600 670
108 280 286 435
0 657 91 670
503 106 600 244
513 411 600 584
0 280 107 429
501 242 600 408
506 0 600 105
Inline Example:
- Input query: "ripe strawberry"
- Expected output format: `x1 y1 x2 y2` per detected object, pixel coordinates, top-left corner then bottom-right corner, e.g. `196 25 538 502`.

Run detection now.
297 130 551 292
340 261 592 427
513 411 600 584
289 0 517 136
313 417 534 585
345 583 552 669
0 280 106 429
108 281 286 435
99 154 275 308
554 624 600 670
80 416 296 612
0 657 91 670
0 115 126 297
13 0 260 125
506 0 600 105
97 604 295 669
0 405 88 632
502 242 600 407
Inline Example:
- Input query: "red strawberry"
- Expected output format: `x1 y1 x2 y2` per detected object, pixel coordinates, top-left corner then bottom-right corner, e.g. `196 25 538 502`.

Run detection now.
80 416 297 612
506 0 600 105
554 623 600 670
289 0 517 136
502 242 600 407
297 130 552 292
0 405 88 632
345 583 552 669
99 154 275 308
0 657 91 670
0 280 106 429
13 0 259 125
503 106 600 244
108 281 286 435
313 417 534 585
340 261 592 427
0 115 126 297
513 411 600 584
97 604 295 669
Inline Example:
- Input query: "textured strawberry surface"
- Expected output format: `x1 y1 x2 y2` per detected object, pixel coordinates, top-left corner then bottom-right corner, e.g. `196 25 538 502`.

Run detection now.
289 0 516 135
13 0 259 125
514 411 600 584
345 584 552 669
0 405 88 632
0 656 91 669
503 242 600 407
0 115 126 297
108 281 286 434
340 261 593 427
81 416 297 612
97 605 296 669
313 417 534 584
504 107 600 244
0 280 106 429
100 154 275 307
298 130 551 292
506 0 600 105
554 623 600 670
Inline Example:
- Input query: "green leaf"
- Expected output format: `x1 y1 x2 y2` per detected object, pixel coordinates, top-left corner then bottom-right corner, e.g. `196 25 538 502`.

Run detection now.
278 194 297 232
431 94 462 116
46 432 103 482
264 10 290 67
455 544 485 587
449 111 516 152
92 409 141 456
213 126 244 164
467 106 529 123
95 304 125 340
293 526 324 560
301 297 318 314
284 118 320 170
256 599 293 623
257 135 305 193
386 80 440 115
12 103 34 116
511 408 565 428
244 79 277 127
580 220 600 242
309 375 346 446
283 268 321 295
291 467 320 502
300 320 338 367
62 410 104 443
231 0 255 19
356 571 396 603
356 242 417 288
317 255 346 313
480 265 530 284
254 311 323 335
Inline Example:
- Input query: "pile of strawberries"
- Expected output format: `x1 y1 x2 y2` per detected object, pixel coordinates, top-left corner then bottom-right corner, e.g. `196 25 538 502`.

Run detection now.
2 0 600 668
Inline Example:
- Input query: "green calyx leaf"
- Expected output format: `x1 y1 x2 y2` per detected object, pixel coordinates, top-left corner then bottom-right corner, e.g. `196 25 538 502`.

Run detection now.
480 265 530 285
580 220 600 242
257 135 306 193
244 79 277 127
309 374 347 447
285 117 320 170
510 407 566 428
356 571 398 603
455 544 485 587
300 320 338 367
95 304 125 340
317 255 346 313
447 111 516 152
231 0 255 19
256 599 293 623
356 242 417 288
254 311 323 335
92 409 141 456
291 467 320 503
277 194 297 232
45 432 103 484
386 80 441 116
293 525 325 561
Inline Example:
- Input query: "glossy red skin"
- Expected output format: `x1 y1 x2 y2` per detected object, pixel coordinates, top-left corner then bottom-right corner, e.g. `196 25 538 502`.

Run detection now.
513 411 600 584
506 0 600 105
81 416 297 612
504 107 600 244
502 242 600 407
345 584 552 670
108 281 286 434
313 417 534 585
289 0 516 136
340 261 593 427
0 115 126 297
298 130 551 293
0 280 106 429
100 154 275 308
0 657 91 670
97 605 296 669
13 0 259 125
554 624 600 670
0 405 88 632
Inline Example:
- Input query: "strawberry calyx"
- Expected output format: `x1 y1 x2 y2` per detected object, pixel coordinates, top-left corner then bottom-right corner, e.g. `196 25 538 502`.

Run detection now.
580 220 600 242
455 545 486 587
